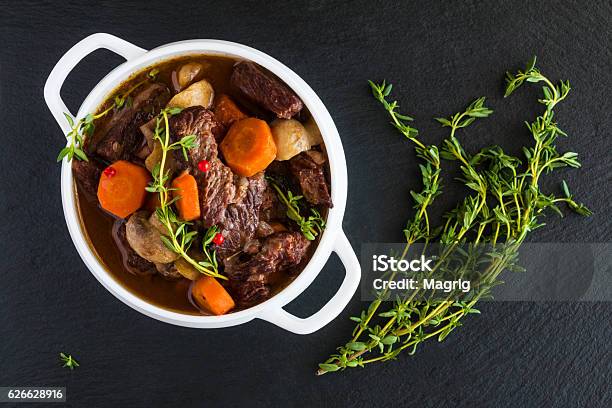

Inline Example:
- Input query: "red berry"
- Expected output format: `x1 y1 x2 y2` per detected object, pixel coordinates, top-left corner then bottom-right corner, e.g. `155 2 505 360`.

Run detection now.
198 160 210 172
212 233 224 246
103 166 117 177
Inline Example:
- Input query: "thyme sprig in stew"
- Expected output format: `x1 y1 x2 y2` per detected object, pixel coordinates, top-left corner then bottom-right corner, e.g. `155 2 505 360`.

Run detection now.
144 107 225 280
57 69 159 163
268 178 326 241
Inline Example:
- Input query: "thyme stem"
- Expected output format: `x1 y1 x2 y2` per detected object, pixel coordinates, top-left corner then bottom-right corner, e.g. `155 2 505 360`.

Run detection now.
148 108 225 280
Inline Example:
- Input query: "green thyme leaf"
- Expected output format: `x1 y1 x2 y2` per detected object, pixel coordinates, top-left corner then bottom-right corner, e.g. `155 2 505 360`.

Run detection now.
60 353 79 370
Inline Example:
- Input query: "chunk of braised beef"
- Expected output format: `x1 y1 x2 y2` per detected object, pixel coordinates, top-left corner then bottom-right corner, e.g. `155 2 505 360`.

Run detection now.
92 83 170 162
216 172 268 259
168 106 226 163
202 163 238 227
256 220 275 238
256 231 310 273
231 61 303 119
112 221 157 276
288 151 333 208
225 232 310 306
243 239 261 254
257 161 292 223
259 184 287 222
72 159 103 197
229 280 270 307
168 107 233 227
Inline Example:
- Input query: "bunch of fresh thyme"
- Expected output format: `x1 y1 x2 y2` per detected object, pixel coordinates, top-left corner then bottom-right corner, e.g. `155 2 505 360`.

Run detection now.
145 107 225 279
57 68 159 163
268 179 326 240
317 57 590 375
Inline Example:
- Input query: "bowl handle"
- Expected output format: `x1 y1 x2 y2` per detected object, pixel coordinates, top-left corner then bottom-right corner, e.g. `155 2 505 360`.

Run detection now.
258 230 361 334
44 33 146 134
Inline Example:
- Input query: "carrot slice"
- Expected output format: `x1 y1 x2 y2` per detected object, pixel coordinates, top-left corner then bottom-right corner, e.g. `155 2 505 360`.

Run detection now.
220 118 277 177
171 171 201 221
192 276 235 315
97 160 150 219
214 94 247 127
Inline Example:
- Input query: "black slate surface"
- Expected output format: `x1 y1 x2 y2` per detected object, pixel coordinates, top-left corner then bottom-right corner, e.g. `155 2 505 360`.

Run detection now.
1 1 611 407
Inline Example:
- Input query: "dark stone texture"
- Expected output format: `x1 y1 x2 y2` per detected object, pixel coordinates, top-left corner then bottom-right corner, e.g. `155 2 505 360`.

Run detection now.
0 1 610 407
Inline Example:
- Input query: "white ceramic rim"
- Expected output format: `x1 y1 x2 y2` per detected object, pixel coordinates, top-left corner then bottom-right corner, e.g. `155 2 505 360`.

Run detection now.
44 33 360 334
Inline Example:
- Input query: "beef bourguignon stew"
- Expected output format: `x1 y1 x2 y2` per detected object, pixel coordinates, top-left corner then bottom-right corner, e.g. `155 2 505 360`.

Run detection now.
72 56 332 315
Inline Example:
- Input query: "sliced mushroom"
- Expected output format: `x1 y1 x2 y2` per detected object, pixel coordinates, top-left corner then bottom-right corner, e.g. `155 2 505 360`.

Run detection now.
148 211 168 234
139 118 161 171
303 150 326 165
125 211 179 264
303 116 323 146
155 262 182 279
173 258 201 280
178 62 203 90
167 79 215 109
270 118 311 161
140 117 157 149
